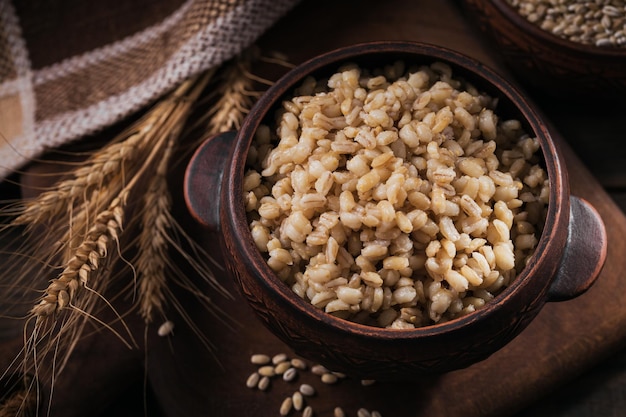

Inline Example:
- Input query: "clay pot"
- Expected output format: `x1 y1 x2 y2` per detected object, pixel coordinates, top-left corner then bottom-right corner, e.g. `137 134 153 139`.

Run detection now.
184 41 606 379
459 0 626 99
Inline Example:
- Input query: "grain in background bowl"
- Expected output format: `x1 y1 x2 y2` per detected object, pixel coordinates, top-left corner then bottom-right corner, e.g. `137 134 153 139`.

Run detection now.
460 0 626 99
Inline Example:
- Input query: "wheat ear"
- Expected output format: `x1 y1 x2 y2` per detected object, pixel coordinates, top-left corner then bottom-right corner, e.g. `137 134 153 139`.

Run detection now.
0 49 277 416
12 127 150 226
136 138 175 323
0 388 36 417
30 192 125 319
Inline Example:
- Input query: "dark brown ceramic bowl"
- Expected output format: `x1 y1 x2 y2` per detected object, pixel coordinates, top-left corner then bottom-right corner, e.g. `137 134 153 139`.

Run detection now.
184 41 607 380
460 0 626 99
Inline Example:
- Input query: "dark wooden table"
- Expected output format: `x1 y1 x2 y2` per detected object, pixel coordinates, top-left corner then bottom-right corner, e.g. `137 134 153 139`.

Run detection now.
1 1 625 416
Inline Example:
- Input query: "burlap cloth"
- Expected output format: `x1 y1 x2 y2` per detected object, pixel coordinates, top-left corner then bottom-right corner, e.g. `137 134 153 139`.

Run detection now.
0 0 299 180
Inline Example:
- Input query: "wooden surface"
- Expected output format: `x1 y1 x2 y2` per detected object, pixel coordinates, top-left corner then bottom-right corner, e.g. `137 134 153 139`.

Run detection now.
2 0 626 416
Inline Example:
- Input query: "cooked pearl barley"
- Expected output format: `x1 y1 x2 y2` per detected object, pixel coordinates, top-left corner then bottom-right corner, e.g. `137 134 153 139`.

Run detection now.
247 61 548 329
303 406 314 417
336 286 363 304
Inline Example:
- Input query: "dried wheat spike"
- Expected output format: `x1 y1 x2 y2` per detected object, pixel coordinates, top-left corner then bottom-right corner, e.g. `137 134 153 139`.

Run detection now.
12 121 152 226
136 140 174 323
31 199 124 319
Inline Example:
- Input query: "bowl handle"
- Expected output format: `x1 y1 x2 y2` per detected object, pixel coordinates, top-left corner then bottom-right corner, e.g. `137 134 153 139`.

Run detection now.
184 131 237 232
547 196 607 301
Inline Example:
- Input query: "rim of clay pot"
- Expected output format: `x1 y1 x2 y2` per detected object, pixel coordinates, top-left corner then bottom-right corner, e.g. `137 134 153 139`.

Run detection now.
228 41 566 340
490 0 626 59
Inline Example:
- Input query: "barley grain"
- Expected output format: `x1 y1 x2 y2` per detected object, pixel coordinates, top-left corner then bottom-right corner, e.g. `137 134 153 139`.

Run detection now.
290 358 307 370
157 320 174 337
251 354 271 365
292 391 304 410
299 383 315 396
321 372 339 384
311 364 329 375
283 367 298 382
275 361 291 375
246 372 260 388
258 376 270 391
334 407 346 417
358 408 372 417
280 397 293 416
258 365 276 377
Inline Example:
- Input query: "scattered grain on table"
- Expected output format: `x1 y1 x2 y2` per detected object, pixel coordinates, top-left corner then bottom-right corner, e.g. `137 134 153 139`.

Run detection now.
251 353 271 365
292 391 304 410
258 375 270 391
275 361 291 375
273 352 289 364
321 372 339 384
334 407 346 417
246 372 260 388
245 352 381 416
299 383 316 396
258 365 276 377
280 396 293 416
283 367 298 382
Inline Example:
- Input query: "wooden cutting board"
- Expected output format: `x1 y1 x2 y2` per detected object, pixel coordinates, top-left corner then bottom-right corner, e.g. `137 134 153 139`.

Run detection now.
3 1 625 416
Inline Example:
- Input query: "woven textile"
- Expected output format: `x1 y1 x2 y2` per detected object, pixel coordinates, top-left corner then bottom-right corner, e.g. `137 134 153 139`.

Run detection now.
0 0 299 179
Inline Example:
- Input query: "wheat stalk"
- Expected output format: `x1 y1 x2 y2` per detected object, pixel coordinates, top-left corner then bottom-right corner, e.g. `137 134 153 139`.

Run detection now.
136 137 175 323
26 69 212 319
0 46 283 416
4 74 214 394
30 192 125 319
187 48 259 139
12 125 152 227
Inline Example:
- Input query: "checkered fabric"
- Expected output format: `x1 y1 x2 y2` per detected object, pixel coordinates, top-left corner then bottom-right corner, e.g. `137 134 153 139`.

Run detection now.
0 0 298 179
